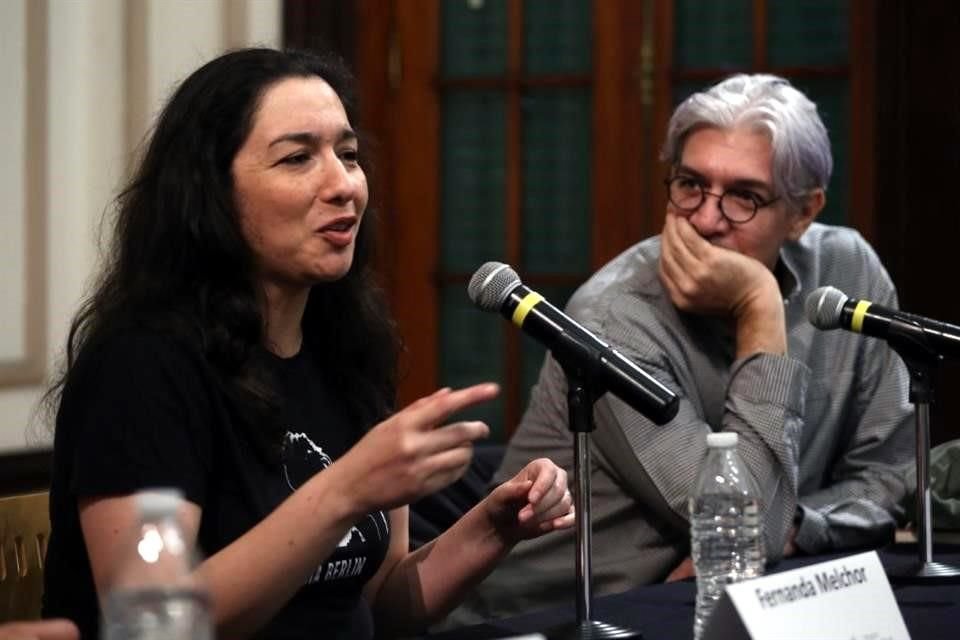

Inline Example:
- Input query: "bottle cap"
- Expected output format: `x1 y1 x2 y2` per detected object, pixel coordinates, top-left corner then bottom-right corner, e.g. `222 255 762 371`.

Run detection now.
706 432 737 448
135 488 184 520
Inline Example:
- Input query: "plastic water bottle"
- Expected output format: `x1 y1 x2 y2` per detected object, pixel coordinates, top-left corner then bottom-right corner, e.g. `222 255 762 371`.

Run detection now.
690 432 765 640
101 489 213 640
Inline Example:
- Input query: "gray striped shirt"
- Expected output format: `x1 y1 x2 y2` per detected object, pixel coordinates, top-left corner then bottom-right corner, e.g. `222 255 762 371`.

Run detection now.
454 223 914 624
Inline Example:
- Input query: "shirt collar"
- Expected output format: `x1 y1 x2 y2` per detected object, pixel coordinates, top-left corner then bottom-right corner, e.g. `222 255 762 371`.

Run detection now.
775 241 802 302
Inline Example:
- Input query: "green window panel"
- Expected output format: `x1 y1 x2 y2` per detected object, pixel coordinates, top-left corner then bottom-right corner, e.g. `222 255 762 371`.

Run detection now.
442 0 508 78
671 80 705 116
523 0 592 75
441 91 507 272
768 1 848 67
674 0 752 70
521 89 592 275
438 284 507 440
673 80 703 104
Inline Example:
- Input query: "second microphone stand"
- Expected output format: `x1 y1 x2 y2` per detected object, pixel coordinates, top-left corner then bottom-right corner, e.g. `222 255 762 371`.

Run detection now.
544 364 643 640
886 337 960 583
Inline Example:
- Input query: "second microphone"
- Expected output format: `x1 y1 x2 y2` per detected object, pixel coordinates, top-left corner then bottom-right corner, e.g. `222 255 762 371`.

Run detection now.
468 262 679 425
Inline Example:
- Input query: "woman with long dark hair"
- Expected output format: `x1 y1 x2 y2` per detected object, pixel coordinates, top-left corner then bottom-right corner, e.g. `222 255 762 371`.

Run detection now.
41 47 573 639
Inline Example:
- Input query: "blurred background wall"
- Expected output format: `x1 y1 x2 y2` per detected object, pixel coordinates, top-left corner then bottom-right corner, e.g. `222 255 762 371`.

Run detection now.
1 0 958 460
0 0 280 454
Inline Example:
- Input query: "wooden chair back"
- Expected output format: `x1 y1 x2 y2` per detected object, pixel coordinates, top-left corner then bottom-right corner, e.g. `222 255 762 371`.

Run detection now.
0 491 50 621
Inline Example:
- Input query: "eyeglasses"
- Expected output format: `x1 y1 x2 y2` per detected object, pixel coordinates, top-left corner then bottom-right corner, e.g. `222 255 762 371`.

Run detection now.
664 175 781 224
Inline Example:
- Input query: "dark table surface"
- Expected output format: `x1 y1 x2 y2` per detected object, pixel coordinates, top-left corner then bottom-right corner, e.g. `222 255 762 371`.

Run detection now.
426 543 960 640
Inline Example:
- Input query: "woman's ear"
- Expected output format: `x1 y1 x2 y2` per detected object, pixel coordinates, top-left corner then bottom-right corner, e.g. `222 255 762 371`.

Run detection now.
787 188 826 241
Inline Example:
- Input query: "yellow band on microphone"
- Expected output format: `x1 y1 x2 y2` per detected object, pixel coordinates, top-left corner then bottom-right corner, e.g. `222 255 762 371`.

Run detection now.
512 292 544 327
851 300 872 333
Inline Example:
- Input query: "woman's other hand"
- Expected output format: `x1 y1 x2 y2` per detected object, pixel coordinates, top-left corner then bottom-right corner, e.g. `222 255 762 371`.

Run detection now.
0 620 79 640
484 458 575 545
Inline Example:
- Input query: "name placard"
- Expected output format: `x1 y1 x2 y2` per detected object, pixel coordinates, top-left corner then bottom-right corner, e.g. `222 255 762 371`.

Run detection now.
702 551 910 640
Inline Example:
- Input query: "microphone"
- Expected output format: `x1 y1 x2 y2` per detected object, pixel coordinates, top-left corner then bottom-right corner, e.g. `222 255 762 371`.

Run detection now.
805 286 960 359
468 262 679 425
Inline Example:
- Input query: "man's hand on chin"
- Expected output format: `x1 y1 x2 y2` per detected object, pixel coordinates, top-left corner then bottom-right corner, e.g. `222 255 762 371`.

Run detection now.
658 213 775 317
659 214 786 358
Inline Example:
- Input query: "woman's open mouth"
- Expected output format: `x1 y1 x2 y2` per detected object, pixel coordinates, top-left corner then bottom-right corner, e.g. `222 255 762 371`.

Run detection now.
317 216 358 247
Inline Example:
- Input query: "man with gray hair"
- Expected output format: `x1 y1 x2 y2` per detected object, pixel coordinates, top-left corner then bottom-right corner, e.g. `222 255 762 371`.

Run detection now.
450 74 913 623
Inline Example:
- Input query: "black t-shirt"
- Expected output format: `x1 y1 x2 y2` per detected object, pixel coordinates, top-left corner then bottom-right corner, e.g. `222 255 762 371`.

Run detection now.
43 329 390 639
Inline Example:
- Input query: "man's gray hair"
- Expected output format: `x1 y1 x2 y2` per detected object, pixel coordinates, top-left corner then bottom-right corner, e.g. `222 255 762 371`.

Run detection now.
661 74 832 212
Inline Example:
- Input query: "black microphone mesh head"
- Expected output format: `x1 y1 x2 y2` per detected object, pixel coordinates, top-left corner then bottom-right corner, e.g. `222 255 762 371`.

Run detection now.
805 286 848 330
468 262 521 311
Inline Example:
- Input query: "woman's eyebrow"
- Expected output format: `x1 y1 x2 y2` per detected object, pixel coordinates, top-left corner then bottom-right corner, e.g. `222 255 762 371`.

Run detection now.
268 127 357 148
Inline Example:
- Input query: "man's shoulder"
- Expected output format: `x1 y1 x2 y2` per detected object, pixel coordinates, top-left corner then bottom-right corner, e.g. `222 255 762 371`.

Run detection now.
566 237 663 320
796 222 879 264
792 222 895 301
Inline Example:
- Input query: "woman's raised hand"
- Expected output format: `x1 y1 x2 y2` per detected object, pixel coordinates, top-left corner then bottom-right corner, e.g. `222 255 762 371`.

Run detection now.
339 383 500 514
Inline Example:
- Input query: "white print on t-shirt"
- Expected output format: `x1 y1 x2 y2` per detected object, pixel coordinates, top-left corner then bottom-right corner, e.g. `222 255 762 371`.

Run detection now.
283 430 391 584
283 431 364 547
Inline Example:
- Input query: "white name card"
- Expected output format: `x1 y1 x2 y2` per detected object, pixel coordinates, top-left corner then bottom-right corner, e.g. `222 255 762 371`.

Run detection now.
702 551 910 640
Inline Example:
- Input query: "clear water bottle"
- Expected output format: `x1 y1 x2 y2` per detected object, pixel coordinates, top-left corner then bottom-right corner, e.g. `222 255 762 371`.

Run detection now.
690 432 765 640
101 489 213 640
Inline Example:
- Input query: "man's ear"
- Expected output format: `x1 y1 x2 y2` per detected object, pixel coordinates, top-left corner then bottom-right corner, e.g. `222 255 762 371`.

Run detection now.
787 188 825 240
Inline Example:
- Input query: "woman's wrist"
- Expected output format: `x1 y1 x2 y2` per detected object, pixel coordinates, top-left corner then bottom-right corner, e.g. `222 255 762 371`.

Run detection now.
475 493 524 550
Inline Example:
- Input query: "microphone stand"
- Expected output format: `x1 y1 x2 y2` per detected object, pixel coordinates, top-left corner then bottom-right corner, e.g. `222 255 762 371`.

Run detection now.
544 363 643 640
886 332 960 583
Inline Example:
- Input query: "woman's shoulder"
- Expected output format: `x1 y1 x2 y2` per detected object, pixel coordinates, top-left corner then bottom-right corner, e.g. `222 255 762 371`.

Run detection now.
69 324 211 391
55 324 231 454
